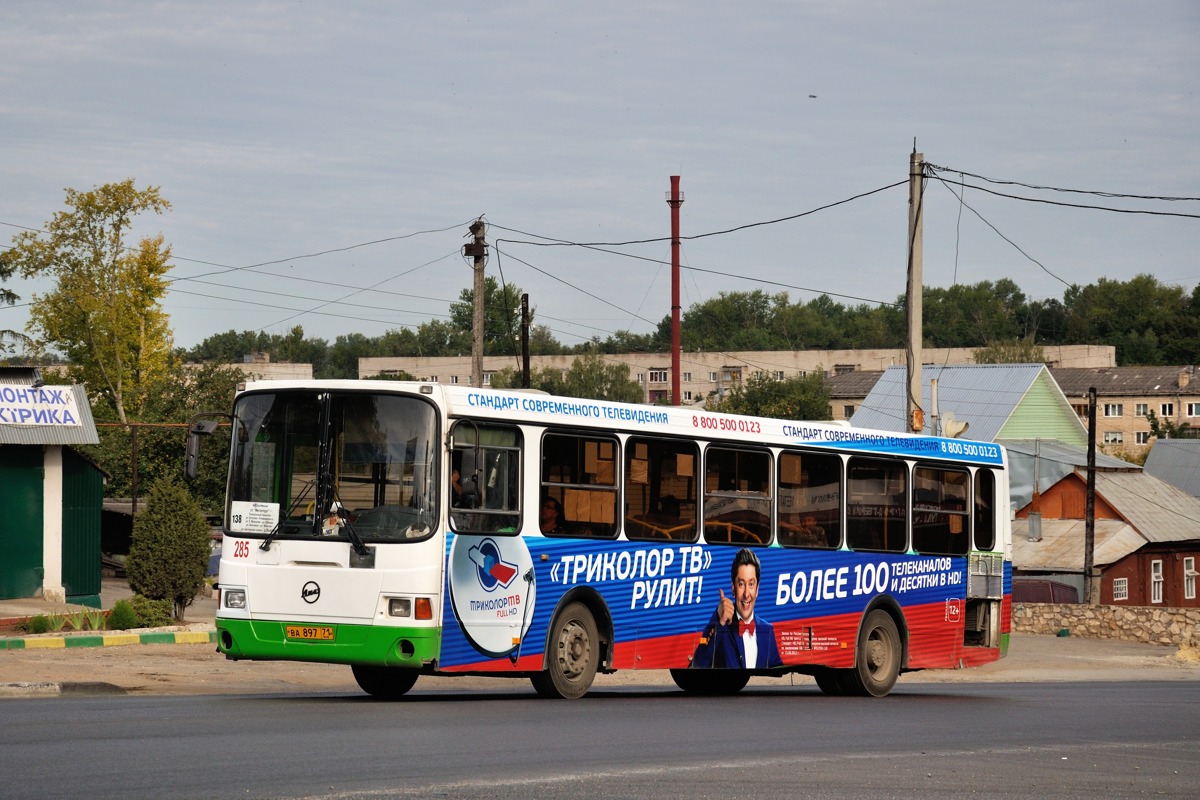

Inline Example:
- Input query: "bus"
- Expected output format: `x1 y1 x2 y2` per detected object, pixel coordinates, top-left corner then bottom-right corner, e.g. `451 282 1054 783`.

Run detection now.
188 380 1010 699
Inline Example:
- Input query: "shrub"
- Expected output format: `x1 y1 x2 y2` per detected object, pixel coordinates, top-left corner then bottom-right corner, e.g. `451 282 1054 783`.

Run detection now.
26 615 51 634
129 595 175 628
106 600 139 630
126 478 211 621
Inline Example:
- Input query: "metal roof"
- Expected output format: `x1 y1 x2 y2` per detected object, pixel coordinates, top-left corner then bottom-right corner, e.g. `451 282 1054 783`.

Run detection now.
1012 519 1144 571
851 363 1052 441
1051 365 1197 397
1012 518 1143 571
1091 470 1200 544
1143 439 1200 498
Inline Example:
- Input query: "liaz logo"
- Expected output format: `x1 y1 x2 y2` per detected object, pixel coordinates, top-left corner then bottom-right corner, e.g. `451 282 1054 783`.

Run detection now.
301 581 321 604
467 539 519 591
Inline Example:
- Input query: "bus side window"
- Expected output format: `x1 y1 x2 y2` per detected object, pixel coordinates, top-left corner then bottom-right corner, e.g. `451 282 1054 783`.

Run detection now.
541 431 619 539
702 446 771 546
911 466 970 556
846 458 907 553
624 437 698 542
449 422 522 534
777 450 841 549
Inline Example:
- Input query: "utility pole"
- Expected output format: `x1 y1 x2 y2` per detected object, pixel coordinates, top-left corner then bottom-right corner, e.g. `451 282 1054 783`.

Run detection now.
464 218 488 388
1084 386 1097 604
906 148 925 432
667 176 684 406
520 293 530 389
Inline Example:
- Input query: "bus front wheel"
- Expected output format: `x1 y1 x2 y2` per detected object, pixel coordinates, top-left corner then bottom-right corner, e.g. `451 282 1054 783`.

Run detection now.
531 602 599 699
846 609 901 697
351 664 419 699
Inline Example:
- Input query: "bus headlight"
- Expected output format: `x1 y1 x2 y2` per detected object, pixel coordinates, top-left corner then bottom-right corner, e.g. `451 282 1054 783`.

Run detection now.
389 598 411 617
224 589 247 609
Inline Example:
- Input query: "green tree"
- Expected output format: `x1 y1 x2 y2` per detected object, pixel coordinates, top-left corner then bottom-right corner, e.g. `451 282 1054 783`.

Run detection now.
974 337 1046 364
707 372 831 421
183 329 273 363
1062 274 1189 365
0 245 28 354
126 478 211 621
922 280 1026 347
492 353 643 402
449 276 528 356
1 180 173 423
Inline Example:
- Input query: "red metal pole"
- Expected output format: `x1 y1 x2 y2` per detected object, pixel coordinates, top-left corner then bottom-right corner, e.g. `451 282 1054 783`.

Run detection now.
668 176 683 406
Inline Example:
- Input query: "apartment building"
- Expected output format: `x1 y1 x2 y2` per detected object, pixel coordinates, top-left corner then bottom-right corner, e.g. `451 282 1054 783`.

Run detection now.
358 344 1114 406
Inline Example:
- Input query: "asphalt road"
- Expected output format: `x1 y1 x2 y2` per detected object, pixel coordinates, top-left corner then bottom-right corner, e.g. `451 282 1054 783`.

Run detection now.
3 632 1198 697
0 680 1197 800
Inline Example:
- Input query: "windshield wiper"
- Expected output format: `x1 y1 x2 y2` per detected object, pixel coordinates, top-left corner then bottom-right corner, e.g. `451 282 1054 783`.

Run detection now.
260 479 315 551
328 483 370 557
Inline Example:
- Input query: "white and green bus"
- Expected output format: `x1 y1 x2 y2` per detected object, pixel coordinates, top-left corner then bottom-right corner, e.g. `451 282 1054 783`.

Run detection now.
189 380 1011 699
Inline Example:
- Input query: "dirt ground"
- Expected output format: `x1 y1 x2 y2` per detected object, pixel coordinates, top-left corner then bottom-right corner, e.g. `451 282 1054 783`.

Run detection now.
2 634 1198 697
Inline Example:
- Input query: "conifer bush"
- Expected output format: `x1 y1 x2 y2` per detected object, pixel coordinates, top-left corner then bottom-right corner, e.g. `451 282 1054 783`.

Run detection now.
126 479 211 621
105 599 139 630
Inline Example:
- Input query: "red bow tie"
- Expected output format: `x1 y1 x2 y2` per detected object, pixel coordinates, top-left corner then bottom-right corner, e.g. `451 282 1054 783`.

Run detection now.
738 618 755 637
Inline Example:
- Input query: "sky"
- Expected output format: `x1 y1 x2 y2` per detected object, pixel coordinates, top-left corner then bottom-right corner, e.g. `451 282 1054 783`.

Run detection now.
2 1 1198 354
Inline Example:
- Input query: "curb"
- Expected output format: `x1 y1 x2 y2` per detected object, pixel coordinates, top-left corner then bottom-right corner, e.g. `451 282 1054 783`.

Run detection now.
0 629 217 650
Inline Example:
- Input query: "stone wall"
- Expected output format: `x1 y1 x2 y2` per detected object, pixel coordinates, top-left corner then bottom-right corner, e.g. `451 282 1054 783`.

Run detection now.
1013 603 1200 647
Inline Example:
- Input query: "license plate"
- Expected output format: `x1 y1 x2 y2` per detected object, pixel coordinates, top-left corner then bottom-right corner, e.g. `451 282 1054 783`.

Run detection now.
285 624 335 641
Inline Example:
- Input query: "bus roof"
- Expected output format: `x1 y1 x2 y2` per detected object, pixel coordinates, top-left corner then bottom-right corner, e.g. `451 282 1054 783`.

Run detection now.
237 379 1006 468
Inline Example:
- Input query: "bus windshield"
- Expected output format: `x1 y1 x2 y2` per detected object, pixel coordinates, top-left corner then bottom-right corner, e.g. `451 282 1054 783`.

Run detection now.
228 390 439 542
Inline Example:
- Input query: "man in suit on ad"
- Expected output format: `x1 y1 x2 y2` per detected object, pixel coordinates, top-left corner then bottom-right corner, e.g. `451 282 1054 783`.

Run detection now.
691 548 783 669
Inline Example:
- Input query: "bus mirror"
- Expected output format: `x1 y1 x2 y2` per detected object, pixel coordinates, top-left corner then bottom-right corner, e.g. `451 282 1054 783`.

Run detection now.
184 418 221 482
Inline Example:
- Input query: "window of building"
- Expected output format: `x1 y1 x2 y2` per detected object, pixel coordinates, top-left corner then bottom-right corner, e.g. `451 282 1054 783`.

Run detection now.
1103 403 1123 417
777 450 840 549
1136 431 1151 445
540 432 619 539
1161 402 1175 417
753 370 765 380
833 364 855 375
708 372 718 382
1135 403 1149 417
649 369 668 383
482 372 493 386
1188 403 1200 417
429 375 438 383
1185 557 1197 601
682 372 692 382
722 369 741 383
624 436 698 543
703 446 771 546
1151 560 1163 604
1112 577 1128 602
1103 431 1124 444
450 375 460 385
683 391 693 401
843 405 855 419
846 457 907 553
1071 404 1088 418
636 373 645 383
774 371 785 380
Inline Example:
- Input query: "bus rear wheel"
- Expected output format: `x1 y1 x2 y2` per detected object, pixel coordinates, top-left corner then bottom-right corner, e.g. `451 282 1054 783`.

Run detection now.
670 669 750 696
351 665 419 699
531 602 599 699
846 609 901 697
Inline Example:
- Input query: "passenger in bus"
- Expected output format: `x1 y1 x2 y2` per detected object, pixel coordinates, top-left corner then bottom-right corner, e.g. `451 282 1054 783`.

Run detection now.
540 496 567 535
690 548 782 669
